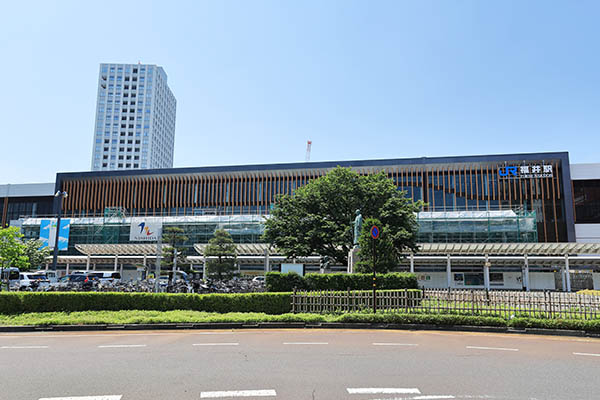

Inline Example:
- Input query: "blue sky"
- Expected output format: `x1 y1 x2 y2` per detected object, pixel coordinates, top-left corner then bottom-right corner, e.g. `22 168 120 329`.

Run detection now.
0 1 598 183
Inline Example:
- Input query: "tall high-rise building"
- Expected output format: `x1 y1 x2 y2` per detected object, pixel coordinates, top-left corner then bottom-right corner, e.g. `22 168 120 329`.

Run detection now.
91 63 177 171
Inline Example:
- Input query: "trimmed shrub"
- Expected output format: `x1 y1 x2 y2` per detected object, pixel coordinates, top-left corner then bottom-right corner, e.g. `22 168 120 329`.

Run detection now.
0 292 292 315
266 272 307 292
267 272 418 292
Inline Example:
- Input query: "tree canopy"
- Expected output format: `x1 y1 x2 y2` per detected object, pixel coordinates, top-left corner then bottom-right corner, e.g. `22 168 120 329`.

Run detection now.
161 227 189 274
263 167 422 266
205 229 237 280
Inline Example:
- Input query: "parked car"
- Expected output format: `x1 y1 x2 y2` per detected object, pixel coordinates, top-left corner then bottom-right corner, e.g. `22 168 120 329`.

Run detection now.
14 272 50 290
1 267 20 289
50 273 98 290
86 271 121 283
252 276 266 284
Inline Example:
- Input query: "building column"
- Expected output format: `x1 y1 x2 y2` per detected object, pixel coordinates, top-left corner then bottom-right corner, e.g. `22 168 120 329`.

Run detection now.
523 254 530 292
119 263 123 277
45 263 49 271
114 256 118 272
446 255 452 289
65 263 70 276
565 254 571 292
202 257 207 280
410 253 414 273
483 254 490 290
86 256 90 272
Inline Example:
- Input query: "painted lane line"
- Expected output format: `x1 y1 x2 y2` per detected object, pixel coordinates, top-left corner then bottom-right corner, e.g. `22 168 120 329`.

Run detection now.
38 396 122 400
193 343 239 346
1 345 49 349
413 396 456 399
573 352 600 357
283 342 328 345
97 344 147 348
200 389 277 398
466 346 518 352
372 343 418 346
1 332 238 339
347 388 421 394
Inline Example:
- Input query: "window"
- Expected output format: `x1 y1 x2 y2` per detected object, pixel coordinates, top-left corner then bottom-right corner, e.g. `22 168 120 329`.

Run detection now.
126 163 131 168
103 147 108 151
121 116 127 121
120 140 125 144
118 155 124 160
134 164 139 168
121 124 126 128
124 85 129 90
103 163 108 167
126 155 131 160
133 68 138 73
119 147 124 152
118 163 123 167
125 76 130 81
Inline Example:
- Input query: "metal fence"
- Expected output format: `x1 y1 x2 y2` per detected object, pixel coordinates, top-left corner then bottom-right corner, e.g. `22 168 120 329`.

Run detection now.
291 289 600 320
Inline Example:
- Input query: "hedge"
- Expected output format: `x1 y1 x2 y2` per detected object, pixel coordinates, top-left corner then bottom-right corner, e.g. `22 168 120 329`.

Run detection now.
0 292 292 315
266 272 418 292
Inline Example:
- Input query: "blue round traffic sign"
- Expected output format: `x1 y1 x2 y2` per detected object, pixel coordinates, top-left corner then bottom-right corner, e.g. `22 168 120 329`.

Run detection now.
370 225 380 239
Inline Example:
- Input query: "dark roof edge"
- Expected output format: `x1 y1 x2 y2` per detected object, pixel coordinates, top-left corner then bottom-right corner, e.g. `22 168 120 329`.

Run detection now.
56 151 570 180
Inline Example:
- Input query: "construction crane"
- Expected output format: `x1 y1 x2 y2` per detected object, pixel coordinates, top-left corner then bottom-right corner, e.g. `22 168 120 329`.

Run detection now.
305 140 312 162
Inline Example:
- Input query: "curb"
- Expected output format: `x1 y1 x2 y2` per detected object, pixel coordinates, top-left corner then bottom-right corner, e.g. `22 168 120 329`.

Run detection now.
0 322 598 338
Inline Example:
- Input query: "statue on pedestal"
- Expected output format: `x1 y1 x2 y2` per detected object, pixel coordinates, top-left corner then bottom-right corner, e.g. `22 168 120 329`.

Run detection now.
352 209 363 247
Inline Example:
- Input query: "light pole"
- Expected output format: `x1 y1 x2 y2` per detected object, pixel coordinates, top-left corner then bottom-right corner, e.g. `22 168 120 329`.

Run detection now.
50 191 68 271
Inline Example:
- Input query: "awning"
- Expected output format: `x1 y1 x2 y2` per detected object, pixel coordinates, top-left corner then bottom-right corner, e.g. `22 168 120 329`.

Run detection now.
75 243 166 255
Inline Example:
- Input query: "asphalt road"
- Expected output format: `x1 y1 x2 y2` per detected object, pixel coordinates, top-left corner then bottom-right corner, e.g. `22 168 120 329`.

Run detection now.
1 329 599 400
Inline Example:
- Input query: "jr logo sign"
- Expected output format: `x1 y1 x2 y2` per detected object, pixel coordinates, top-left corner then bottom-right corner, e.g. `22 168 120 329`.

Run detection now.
498 164 553 179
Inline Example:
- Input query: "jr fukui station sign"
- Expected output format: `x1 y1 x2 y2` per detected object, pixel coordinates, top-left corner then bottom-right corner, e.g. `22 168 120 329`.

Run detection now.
498 164 553 179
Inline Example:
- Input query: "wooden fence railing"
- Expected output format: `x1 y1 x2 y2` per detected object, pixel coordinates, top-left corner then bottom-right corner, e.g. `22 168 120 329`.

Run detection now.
290 288 600 320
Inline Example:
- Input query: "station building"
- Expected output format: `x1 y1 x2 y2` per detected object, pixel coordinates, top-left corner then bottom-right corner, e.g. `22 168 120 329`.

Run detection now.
4 151 600 291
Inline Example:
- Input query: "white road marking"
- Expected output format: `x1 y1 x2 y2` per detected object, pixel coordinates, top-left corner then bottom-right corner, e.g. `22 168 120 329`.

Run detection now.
347 388 421 394
38 396 122 400
97 344 147 348
200 389 277 398
193 343 239 346
1 345 49 349
0 332 237 338
413 396 456 399
372 343 418 346
466 346 518 352
573 352 600 357
283 342 328 345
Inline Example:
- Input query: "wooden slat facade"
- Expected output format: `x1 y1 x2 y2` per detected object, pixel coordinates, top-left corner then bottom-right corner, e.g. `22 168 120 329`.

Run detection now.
57 160 569 242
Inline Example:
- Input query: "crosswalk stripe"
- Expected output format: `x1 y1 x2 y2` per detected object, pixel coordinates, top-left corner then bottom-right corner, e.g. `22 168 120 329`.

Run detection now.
466 346 518 352
193 343 239 346
38 396 122 400
200 389 277 398
98 344 146 348
573 352 600 357
282 342 328 345
347 388 421 394
372 343 418 346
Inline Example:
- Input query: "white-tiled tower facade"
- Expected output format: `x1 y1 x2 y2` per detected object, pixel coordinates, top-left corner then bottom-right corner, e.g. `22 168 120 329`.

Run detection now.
91 63 177 171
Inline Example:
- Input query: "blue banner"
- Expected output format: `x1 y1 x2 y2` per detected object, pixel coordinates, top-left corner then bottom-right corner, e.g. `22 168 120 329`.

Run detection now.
39 219 70 251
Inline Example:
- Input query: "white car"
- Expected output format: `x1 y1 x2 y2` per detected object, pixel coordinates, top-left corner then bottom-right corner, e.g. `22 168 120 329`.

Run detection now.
14 273 50 290
252 276 266 284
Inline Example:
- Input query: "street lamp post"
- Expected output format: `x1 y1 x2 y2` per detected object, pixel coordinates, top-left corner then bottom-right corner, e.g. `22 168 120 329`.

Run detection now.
50 191 68 271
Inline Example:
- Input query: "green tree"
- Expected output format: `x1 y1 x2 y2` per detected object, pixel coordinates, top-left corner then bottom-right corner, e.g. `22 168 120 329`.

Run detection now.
22 239 51 271
205 229 237 280
263 167 422 266
0 227 28 289
161 227 189 276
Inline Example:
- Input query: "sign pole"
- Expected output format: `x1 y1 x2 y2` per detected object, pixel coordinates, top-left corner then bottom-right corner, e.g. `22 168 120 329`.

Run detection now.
154 230 162 293
372 236 376 314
